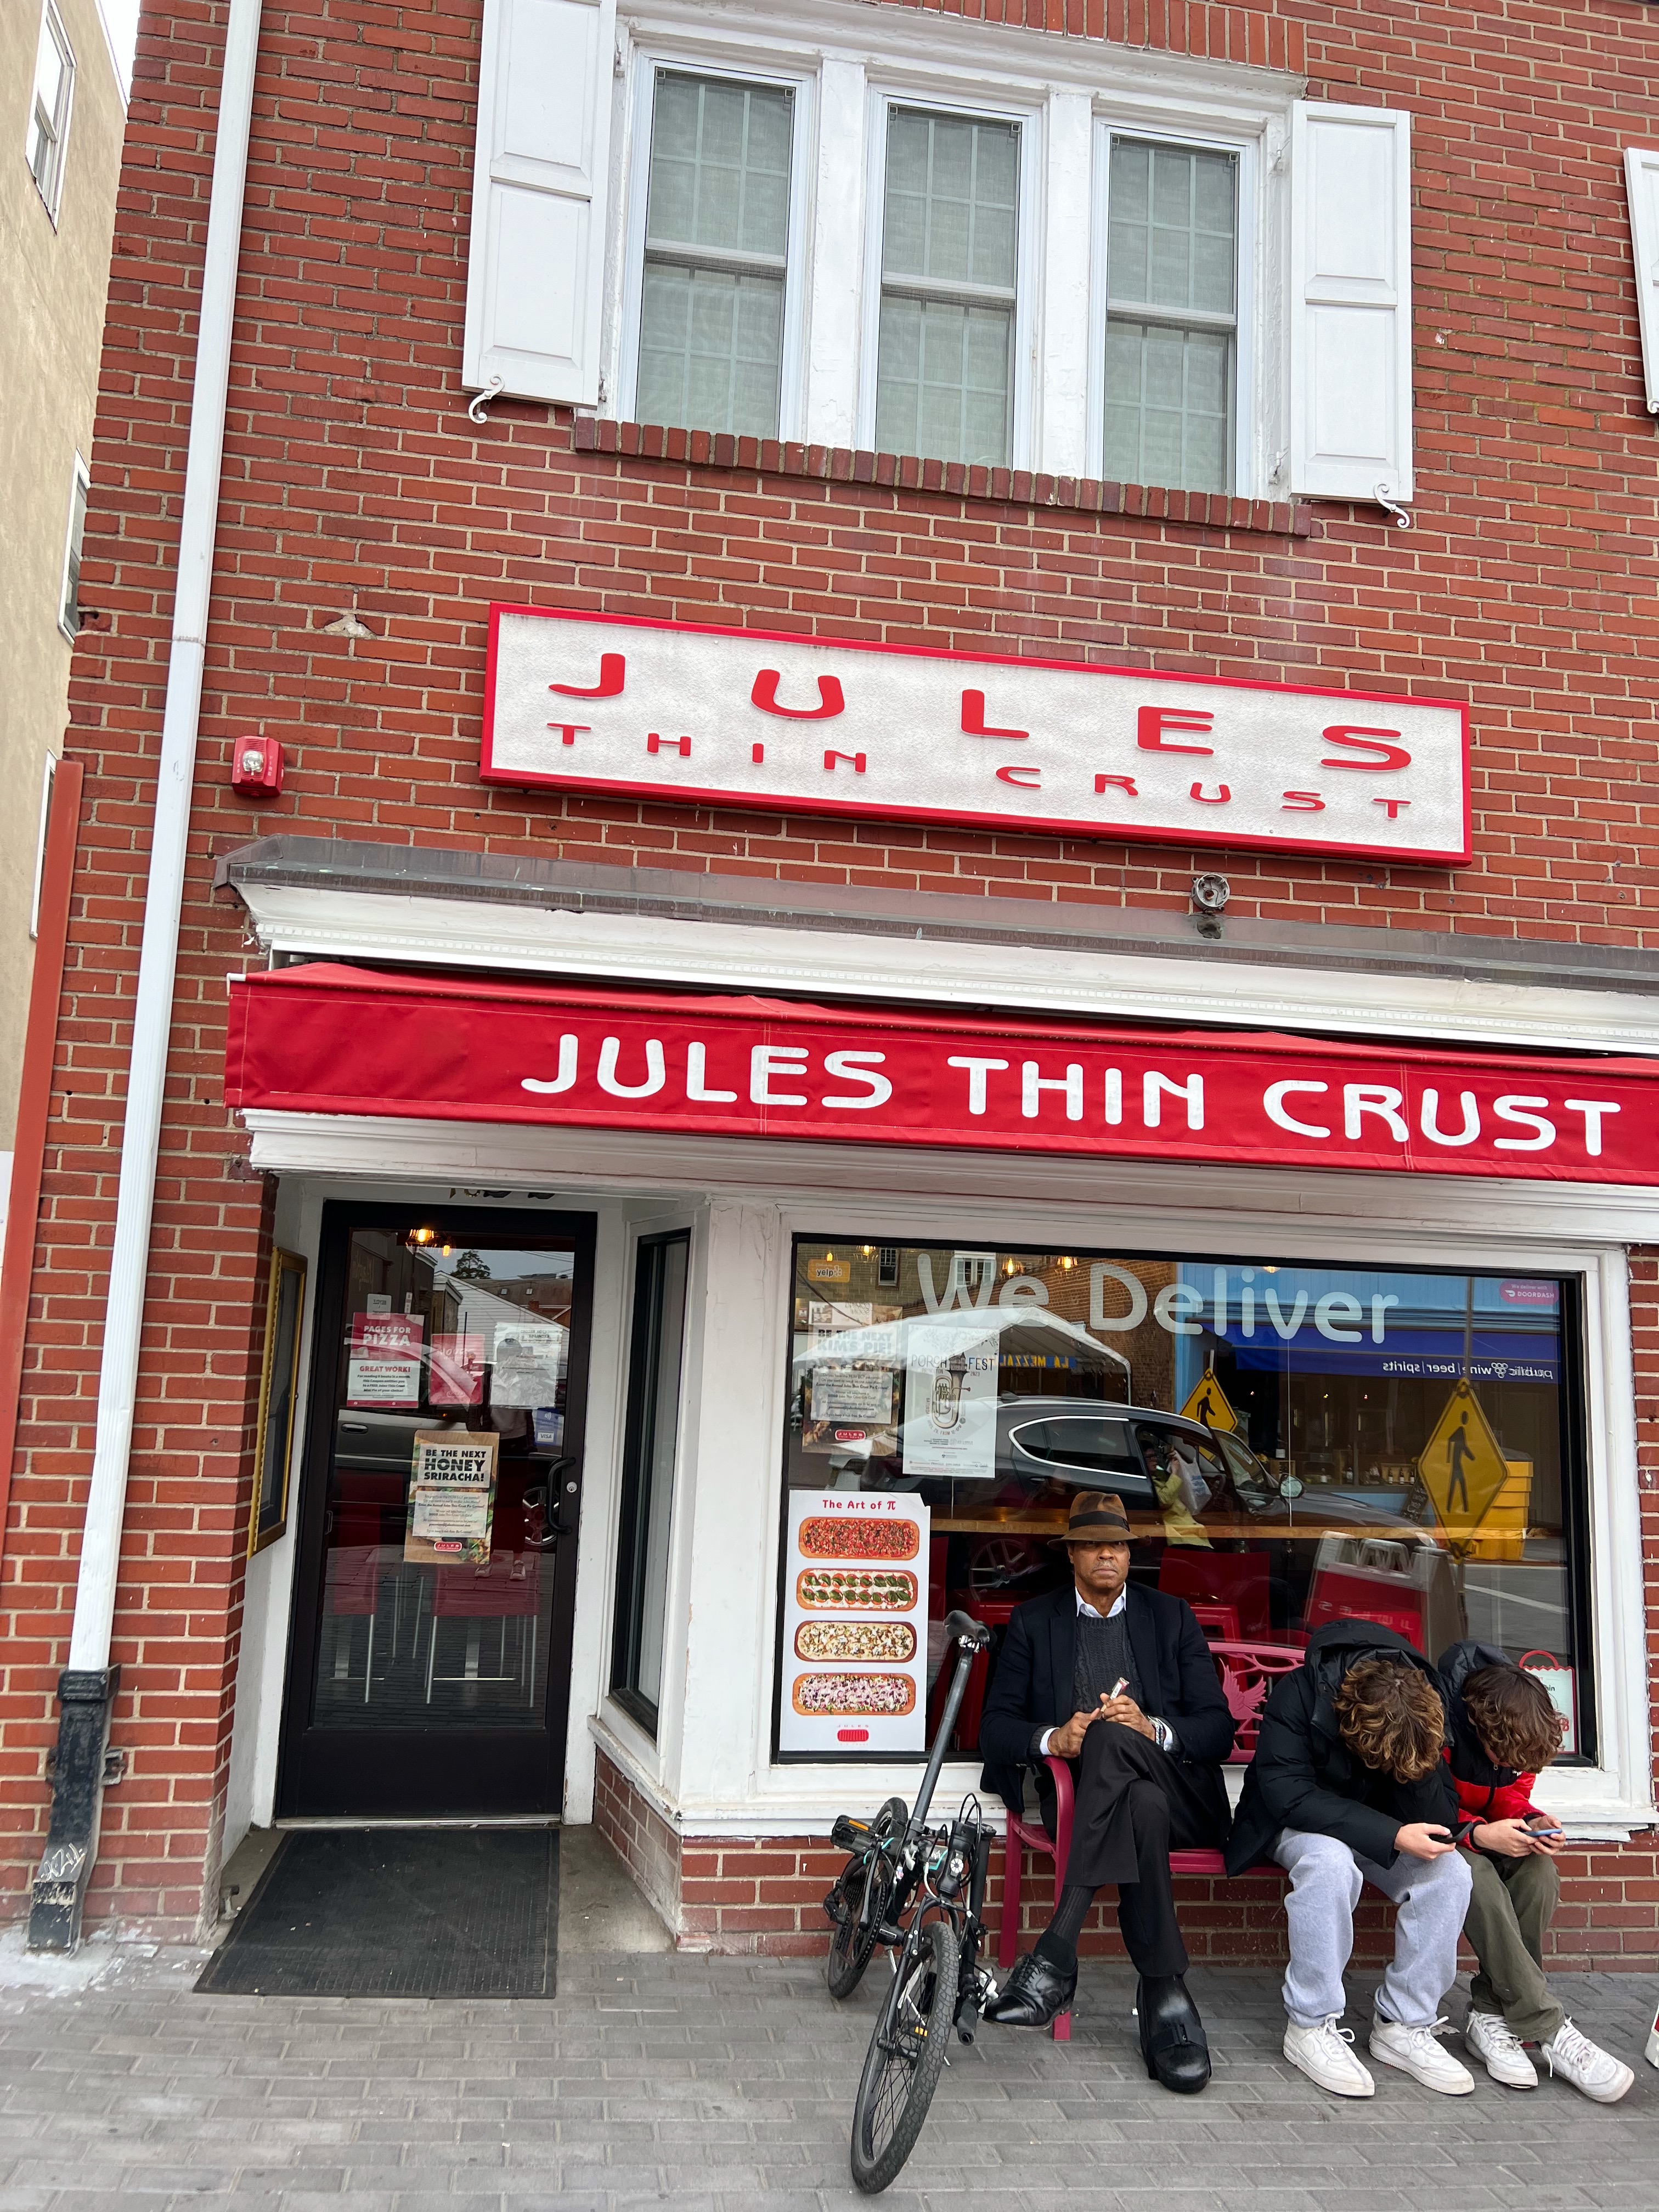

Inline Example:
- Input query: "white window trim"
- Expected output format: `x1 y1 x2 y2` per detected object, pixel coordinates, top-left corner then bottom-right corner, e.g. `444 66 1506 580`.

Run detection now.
26 0 75 224
855 82 1043 471
1088 120 1260 500
58 450 88 641
29 751 58 943
609 0 1302 483
617 52 817 439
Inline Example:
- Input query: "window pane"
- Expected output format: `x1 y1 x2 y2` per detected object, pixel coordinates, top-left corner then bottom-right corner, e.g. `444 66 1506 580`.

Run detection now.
1108 137 1236 314
61 466 87 632
612 1234 690 1729
646 75 792 260
28 9 70 202
875 295 1012 467
1102 318 1233 494
778 1241 1590 1767
637 262 785 438
883 110 1018 291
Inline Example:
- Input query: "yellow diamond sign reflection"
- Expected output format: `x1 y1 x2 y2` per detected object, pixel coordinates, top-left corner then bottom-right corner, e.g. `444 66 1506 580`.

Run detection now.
1417 1379 1510 1538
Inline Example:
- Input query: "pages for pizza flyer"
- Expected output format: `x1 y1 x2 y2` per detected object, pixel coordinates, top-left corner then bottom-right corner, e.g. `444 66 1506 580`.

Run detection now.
778 1492 930 1756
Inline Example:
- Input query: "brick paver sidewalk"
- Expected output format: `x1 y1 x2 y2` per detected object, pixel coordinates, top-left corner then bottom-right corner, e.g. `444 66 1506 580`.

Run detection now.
0 1936 1653 2210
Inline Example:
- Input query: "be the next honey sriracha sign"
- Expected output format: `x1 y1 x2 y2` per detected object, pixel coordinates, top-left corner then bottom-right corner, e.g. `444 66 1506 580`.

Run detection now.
223 966 1656 1186
481 607 1470 865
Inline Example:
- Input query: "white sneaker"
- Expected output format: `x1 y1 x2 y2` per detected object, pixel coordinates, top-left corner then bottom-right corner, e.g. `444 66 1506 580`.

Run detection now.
1464 2008 1538 2088
1283 2016 1375 2097
1369 2015 1476 2095
1541 2018 1635 2104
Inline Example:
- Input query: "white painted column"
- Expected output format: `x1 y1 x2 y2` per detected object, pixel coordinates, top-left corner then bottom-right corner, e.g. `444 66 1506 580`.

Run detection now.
802 57 868 451
1037 89 1096 479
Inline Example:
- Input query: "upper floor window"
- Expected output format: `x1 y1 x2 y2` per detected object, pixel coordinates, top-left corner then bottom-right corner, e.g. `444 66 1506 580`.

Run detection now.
27 1 75 219
59 453 88 637
462 0 1415 516
873 108 1022 469
1101 137 1239 495
634 71 795 439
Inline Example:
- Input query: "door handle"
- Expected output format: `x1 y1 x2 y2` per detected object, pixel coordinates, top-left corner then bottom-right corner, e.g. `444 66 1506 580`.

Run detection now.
527 1457 580 1551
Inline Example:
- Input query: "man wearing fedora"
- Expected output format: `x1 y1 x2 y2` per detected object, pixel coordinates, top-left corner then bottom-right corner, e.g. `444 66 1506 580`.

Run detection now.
979 1490 1237 2091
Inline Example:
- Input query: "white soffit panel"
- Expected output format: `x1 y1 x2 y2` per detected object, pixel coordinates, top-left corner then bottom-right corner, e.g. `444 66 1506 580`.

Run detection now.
233 883 1659 1059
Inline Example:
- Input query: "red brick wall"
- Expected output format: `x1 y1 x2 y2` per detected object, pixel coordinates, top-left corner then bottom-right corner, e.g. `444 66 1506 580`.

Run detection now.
3 0 1656 1933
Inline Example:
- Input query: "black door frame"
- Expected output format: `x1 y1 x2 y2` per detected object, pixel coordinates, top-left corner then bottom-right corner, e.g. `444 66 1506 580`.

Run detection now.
275 1200 599 1818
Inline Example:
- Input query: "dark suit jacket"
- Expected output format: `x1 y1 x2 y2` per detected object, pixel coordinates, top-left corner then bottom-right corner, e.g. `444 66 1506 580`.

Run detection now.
978 1581 1237 1813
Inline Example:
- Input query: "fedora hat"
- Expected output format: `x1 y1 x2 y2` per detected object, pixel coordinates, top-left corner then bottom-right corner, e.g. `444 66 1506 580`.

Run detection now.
1060 1489 1131 1545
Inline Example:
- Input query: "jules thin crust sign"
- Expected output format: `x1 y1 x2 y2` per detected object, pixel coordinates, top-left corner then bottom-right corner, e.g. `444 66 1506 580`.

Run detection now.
797 1516 920 1562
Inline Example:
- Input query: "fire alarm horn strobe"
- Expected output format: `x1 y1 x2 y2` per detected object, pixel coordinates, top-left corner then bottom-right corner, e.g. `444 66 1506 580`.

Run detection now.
230 733 283 799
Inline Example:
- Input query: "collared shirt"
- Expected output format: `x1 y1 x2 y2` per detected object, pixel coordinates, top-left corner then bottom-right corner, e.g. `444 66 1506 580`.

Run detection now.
1036 1586 1179 1757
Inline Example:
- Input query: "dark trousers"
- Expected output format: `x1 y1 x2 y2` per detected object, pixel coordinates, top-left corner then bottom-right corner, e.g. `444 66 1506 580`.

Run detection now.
1040 1722 1227 1978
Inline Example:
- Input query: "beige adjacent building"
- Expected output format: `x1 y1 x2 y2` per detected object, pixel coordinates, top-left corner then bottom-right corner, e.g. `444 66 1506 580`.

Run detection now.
0 0 124 1221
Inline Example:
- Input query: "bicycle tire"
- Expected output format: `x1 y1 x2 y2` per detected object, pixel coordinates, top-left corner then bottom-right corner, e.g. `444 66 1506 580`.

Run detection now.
849 1918 958 2194
823 1797 906 2001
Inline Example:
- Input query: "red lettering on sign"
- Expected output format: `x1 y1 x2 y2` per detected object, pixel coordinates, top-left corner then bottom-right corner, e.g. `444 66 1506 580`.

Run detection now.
751 743 765 764
823 750 866 773
1321 725 1412 771
647 733 691 755
1137 706 1215 755
961 689 1028 740
550 653 625 699
997 764 1041 787
1373 797 1412 820
1094 774 1139 797
1282 790 1325 811
546 723 589 746
752 670 845 718
1191 782 1232 804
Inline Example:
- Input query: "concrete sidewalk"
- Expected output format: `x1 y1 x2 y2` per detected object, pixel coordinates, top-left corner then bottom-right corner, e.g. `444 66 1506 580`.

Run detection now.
0 1931 1652 2211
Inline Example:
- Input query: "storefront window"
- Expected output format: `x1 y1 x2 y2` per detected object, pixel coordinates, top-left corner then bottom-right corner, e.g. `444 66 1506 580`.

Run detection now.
775 1238 1588 1763
611 1231 691 1733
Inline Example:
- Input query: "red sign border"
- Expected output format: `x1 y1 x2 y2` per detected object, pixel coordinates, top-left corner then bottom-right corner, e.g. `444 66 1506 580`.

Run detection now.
478 603 1474 868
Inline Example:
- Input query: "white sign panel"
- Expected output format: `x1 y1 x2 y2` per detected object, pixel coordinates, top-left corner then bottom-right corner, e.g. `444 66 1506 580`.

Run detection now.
780 1493 930 1755
483 606 1470 865
901 1321 1000 1482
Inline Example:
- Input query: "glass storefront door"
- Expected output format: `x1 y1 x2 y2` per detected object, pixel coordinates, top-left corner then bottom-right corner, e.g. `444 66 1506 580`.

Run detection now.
278 1204 596 1816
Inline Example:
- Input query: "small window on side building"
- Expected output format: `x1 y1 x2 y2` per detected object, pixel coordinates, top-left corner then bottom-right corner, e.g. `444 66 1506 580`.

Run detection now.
59 455 89 637
27 2 75 219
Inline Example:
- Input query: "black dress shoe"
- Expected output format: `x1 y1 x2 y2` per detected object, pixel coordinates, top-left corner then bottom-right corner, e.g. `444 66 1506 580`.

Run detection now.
984 1951 1077 2028
1137 1974 1211 2092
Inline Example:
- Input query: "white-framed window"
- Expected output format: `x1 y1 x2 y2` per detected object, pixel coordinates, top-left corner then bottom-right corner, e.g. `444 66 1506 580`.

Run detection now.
30 752 59 943
26 0 75 220
619 59 812 439
464 0 1415 511
860 95 1039 470
1092 128 1255 497
58 453 89 638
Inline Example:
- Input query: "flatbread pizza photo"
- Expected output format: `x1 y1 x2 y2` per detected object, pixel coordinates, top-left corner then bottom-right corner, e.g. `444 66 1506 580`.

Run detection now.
797 1515 920 1562
791 1672 917 1718
794 1620 917 1664
795 1567 918 1612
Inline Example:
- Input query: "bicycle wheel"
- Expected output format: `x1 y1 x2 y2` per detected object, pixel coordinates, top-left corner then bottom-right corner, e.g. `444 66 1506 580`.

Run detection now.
849 1918 958 2194
823 1798 905 2001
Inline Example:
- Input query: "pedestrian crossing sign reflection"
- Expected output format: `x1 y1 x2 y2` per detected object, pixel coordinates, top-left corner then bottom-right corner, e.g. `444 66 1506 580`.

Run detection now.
1417 1379 1509 1537
1180 1365 1238 1434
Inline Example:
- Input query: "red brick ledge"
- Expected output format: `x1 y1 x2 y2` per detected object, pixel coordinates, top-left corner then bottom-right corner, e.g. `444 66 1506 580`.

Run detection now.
571 415 1312 537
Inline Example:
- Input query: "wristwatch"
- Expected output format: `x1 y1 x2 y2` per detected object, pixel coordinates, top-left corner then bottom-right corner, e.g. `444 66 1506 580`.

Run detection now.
1151 1718 1176 1753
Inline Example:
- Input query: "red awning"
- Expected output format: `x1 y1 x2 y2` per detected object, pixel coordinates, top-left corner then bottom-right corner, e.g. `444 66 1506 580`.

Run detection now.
224 962 1658 1185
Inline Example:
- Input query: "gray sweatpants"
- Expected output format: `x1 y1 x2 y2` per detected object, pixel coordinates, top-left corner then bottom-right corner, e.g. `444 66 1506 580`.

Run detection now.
1271 1828 1472 2030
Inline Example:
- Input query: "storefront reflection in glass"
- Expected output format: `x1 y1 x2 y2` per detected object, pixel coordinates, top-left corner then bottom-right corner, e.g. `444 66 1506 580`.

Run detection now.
311 1226 576 1731
776 1239 1585 1762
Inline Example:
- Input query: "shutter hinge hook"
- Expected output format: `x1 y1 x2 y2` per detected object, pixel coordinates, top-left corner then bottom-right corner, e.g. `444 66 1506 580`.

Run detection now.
467 375 505 426
1374 483 1412 529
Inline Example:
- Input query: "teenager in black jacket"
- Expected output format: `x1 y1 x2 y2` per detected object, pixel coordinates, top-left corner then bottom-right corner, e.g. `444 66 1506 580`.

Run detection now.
1229 1619 1472 2101
978 1491 1235 2092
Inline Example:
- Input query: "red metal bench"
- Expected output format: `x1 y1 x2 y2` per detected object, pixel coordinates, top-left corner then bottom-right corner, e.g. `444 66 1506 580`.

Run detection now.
997 1640 1301 2040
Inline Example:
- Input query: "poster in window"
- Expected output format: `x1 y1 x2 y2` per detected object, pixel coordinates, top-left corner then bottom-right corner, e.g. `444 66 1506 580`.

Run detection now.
247 1248 306 1556
347 1311 424 1407
430 1332 485 1407
804 1364 899 1455
404 1431 499 1566
490 1319 567 1407
900 1320 999 1481
780 1492 930 1754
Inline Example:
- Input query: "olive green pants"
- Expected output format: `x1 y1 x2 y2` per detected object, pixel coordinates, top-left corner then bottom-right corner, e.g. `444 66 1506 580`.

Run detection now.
1463 1848 1564 2042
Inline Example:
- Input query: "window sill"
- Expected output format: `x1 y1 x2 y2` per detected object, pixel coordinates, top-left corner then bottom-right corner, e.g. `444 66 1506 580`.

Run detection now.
571 415 1312 537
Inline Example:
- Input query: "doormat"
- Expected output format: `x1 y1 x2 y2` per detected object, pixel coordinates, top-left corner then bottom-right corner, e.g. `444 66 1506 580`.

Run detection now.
195 1826 558 1999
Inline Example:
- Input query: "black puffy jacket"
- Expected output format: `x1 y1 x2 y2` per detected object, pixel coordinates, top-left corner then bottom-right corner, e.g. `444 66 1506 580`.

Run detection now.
1226 1618 1457 1875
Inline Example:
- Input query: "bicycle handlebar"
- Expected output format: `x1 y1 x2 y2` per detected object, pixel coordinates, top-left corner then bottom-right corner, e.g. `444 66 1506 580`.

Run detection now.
908 1613 992 1838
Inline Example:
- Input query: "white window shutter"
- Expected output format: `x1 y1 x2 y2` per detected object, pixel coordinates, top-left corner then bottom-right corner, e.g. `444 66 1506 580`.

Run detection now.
462 0 616 407
1289 102 1413 507
1624 148 1659 414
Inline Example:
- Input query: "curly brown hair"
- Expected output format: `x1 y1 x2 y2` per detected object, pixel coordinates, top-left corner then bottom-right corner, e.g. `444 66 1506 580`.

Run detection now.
1462 1664 1565 1773
1334 1657 1446 1782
